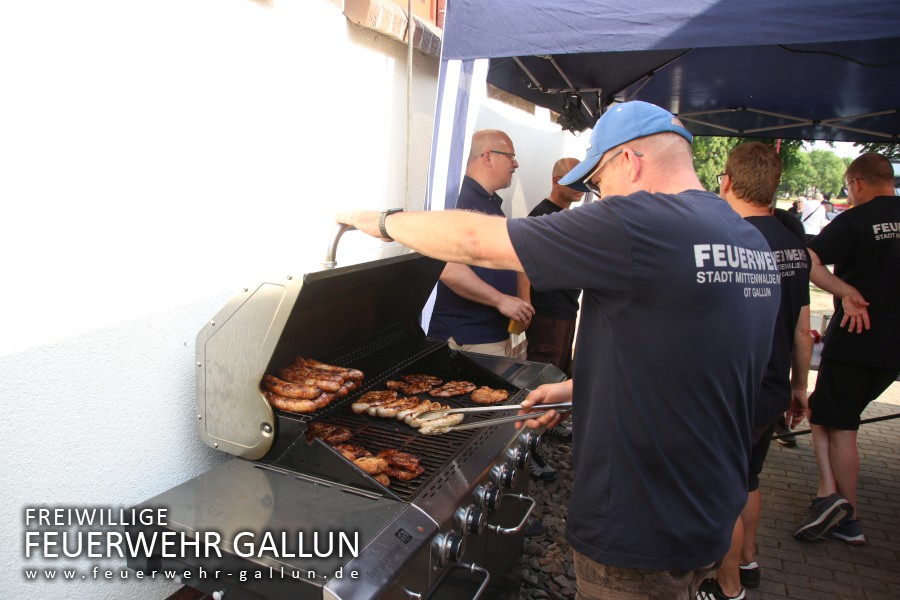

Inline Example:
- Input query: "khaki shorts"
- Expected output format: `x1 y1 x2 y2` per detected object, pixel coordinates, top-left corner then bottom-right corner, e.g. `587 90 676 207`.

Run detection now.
447 337 512 358
573 550 714 600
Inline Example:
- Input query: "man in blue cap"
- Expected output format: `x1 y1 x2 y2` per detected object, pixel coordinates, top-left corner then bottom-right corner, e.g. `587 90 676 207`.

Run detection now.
338 101 780 599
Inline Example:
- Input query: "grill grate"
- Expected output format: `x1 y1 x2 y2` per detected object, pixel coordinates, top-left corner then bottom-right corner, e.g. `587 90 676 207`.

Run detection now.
263 332 523 502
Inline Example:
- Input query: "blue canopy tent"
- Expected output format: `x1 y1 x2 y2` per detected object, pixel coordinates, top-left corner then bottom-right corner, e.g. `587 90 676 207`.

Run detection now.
427 0 900 209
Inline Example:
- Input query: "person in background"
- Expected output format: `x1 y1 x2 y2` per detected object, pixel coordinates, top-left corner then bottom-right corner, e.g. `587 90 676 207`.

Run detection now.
794 153 900 546
426 129 534 358
800 193 828 241
339 101 780 599
824 200 837 221
518 157 585 481
696 142 811 600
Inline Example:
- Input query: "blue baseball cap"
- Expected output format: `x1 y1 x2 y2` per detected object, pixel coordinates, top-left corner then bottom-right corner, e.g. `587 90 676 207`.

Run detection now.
559 101 693 192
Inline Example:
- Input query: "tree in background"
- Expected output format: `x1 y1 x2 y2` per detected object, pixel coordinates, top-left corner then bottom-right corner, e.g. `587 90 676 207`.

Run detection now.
854 142 899 160
807 149 848 197
780 151 817 196
692 137 804 192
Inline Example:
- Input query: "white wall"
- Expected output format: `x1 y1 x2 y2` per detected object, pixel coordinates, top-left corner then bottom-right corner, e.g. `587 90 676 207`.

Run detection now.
0 1 437 597
0 2 586 598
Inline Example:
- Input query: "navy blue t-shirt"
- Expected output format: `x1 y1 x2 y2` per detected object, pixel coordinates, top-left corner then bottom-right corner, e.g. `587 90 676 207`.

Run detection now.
508 189 780 570
746 216 810 424
428 177 518 344
809 196 900 368
528 199 581 320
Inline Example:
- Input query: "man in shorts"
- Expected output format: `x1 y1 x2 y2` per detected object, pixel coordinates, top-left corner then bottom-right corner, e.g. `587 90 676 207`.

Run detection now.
793 153 900 545
696 143 811 600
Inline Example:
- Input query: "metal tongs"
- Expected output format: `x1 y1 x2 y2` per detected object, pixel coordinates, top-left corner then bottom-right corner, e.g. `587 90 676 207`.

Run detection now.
416 402 573 435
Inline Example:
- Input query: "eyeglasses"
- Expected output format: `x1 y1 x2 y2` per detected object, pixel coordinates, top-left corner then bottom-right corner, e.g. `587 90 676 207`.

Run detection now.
717 173 727 186
845 177 864 187
584 149 643 197
489 149 517 160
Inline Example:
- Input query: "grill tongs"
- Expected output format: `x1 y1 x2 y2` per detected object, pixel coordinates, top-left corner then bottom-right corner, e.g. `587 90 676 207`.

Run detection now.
416 402 573 435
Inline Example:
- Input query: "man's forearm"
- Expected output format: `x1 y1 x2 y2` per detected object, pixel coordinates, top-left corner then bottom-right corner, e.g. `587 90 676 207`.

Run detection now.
337 209 523 271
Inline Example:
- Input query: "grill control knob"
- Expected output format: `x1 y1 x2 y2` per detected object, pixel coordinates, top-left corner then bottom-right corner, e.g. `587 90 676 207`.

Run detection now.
521 431 541 453
455 504 486 535
507 446 529 469
491 463 517 489
434 532 466 565
475 483 503 511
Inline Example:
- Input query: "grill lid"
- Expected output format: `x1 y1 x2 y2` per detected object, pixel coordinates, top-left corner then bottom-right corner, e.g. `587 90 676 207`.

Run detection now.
196 252 446 459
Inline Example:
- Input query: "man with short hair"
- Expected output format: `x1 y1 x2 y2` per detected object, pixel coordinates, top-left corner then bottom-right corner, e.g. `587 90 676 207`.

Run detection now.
427 129 534 357
696 142 811 600
793 153 900 546
338 101 780 599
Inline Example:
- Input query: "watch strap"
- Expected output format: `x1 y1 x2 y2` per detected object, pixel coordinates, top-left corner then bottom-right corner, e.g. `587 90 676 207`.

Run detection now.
378 208 403 240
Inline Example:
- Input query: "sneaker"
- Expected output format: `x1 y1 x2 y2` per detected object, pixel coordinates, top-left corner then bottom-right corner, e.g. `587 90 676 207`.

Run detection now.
773 415 797 447
829 518 867 546
546 424 572 440
523 516 546 539
793 493 852 542
738 562 760 589
695 578 745 600
529 451 558 481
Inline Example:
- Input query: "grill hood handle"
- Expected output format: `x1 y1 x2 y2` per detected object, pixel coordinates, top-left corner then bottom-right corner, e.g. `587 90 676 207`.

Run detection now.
322 223 356 269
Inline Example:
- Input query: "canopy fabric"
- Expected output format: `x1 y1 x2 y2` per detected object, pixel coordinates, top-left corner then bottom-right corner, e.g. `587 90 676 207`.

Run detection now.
440 0 900 142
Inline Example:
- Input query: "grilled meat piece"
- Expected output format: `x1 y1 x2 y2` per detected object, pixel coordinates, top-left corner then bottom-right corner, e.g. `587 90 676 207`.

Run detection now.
306 422 353 444
333 443 370 461
386 374 443 395
471 386 509 405
294 358 365 382
277 367 343 392
373 473 391 487
385 464 425 481
377 449 421 471
353 456 389 475
429 380 476 397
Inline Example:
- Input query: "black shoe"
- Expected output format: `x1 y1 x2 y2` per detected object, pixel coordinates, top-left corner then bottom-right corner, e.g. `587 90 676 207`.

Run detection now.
773 415 797 447
793 493 852 542
695 578 745 600
738 562 760 589
529 451 557 481
523 516 546 539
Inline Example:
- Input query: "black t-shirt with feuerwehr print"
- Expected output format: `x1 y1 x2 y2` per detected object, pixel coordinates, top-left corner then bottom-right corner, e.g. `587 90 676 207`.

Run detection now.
808 196 900 368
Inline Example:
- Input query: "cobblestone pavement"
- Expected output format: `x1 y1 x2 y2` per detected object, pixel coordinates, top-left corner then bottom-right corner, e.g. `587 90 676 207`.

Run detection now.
520 376 900 599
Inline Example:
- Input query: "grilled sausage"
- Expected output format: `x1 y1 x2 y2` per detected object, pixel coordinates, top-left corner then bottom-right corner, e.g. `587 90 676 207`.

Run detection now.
264 391 317 414
410 412 464 431
295 358 365 382
375 396 421 418
277 367 343 392
262 374 321 399
351 390 397 414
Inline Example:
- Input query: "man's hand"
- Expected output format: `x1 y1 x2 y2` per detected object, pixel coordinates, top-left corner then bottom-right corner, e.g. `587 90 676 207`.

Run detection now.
336 211 383 239
786 387 809 429
515 380 573 430
497 295 534 328
840 288 870 333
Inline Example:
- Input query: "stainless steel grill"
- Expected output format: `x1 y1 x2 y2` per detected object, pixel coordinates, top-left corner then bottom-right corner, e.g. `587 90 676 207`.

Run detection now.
127 244 564 600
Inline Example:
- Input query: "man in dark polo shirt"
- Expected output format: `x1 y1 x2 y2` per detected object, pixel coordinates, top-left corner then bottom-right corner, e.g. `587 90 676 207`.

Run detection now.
427 129 534 357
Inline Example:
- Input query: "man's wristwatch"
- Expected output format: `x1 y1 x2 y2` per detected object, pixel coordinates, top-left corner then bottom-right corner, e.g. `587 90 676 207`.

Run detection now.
378 208 403 241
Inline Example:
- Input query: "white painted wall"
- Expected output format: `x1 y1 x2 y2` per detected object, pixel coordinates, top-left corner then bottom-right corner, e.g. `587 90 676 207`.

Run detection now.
0 1 438 597
0 2 586 598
